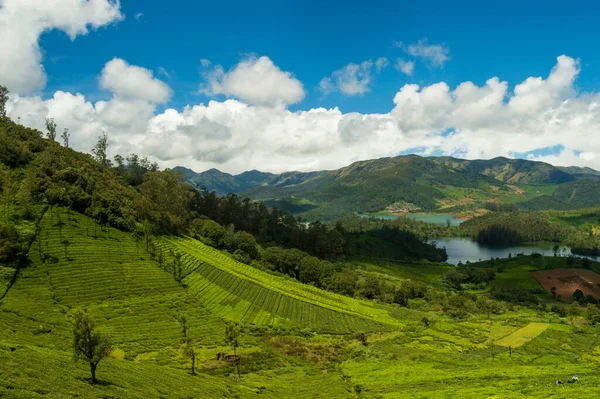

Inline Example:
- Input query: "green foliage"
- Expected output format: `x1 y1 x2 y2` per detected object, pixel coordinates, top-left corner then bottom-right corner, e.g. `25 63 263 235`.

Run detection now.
91 132 110 167
520 179 600 210
45 117 57 141
72 309 113 383
61 128 70 148
0 85 8 117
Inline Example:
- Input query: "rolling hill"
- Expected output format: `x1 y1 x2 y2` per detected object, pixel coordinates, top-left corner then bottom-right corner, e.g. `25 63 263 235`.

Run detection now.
178 155 600 220
5 117 600 398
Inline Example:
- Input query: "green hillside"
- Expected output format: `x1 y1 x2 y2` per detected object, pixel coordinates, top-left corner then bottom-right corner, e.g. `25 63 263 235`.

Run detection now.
0 209 358 398
5 117 600 398
179 154 600 221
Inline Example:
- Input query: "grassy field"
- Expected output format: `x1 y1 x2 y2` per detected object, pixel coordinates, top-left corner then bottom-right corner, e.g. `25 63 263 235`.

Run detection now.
496 322 549 347
4 208 600 398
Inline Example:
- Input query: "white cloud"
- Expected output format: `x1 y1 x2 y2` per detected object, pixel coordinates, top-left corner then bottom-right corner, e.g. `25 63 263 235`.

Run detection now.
0 0 123 94
508 55 579 114
7 55 600 175
320 58 389 96
200 56 304 108
375 57 389 71
395 58 414 76
135 12 143 21
99 58 171 103
398 38 450 67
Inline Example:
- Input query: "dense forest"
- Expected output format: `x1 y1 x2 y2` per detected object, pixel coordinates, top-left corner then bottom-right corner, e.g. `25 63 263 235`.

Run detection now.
460 211 600 254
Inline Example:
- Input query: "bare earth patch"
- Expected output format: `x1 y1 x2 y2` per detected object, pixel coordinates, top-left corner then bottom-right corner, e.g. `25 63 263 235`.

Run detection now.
531 268 600 301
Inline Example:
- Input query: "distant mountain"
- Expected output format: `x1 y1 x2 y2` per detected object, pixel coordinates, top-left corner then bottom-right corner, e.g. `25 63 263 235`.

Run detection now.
431 156 576 185
557 165 600 180
177 155 600 220
173 166 274 196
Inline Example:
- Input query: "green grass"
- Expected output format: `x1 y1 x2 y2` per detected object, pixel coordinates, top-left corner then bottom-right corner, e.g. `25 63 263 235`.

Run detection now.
496 322 549 347
5 208 600 398
0 209 356 398
157 236 409 333
352 259 453 286
341 321 600 398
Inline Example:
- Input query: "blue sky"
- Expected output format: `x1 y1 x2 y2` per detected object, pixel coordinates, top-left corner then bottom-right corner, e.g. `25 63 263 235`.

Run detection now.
38 0 600 113
3 0 600 173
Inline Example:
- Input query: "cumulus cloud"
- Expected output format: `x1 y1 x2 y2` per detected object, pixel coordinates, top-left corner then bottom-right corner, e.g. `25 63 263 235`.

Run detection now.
200 56 304 107
320 58 389 96
395 58 415 76
397 38 450 67
99 58 171 103
7 54 600 174
0 0 123 94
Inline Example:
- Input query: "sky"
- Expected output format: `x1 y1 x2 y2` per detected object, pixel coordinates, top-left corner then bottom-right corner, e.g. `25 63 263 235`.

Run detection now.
3 0 600 174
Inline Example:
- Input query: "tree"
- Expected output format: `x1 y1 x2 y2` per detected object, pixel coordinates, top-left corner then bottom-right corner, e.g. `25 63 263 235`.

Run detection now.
61 128 70 148
72 309 112 383
183 338 197 375
553 244 560 257
224 321 241 379
550 286 557 298
0 85 8 117
92 132 110 166
573 289 585 304
45 118 57 141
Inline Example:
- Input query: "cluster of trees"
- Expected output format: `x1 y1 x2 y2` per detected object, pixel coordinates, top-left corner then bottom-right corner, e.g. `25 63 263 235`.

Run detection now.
444 267 496 290
190 190 349 261
190 219 259 263
461 211 600 254
0 223 29 264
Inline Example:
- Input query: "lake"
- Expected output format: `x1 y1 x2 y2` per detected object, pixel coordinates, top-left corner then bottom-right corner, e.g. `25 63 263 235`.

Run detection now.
357 212 464 226
432 237 599 265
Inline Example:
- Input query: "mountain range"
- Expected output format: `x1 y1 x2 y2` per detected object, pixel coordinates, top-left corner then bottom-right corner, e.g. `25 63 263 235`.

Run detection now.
175 155 600 220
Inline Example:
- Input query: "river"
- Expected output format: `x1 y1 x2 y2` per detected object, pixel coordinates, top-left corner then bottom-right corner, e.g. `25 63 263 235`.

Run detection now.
432 237 599 265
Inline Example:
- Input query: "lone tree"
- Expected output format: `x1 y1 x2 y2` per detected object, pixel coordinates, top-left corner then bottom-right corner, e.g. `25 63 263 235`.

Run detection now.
61 128 70 148
92 132 111 166
573 289 585 305
45 118 57 141
183 338 197 375
0 85 8 117
224 321 241 379
72 309 113 383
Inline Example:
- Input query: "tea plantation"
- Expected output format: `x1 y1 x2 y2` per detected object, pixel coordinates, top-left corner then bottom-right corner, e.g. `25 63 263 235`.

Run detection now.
3 208 600 398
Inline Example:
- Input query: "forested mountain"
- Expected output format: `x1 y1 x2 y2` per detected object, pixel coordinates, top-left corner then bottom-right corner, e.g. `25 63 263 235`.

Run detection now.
179 155 600 220
430 156 576 185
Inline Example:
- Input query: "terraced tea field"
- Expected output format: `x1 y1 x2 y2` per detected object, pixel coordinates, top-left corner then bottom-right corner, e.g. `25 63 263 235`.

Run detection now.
156 236 415 333
496 322 550 347
4 208 600 398
0 209 357 398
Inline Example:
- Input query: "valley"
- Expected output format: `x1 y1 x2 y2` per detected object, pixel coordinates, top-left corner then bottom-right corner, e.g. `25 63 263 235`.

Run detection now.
3 117 600 398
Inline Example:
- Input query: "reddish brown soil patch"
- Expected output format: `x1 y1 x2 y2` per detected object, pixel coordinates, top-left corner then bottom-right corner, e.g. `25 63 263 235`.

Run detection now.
507 185 525 195
531 268 600 301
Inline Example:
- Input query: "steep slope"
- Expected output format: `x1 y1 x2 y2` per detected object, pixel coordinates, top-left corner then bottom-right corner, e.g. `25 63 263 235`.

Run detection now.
0 209 359 398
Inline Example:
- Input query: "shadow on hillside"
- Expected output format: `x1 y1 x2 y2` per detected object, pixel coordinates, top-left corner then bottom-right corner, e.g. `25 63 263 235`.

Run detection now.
77 376 118 387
